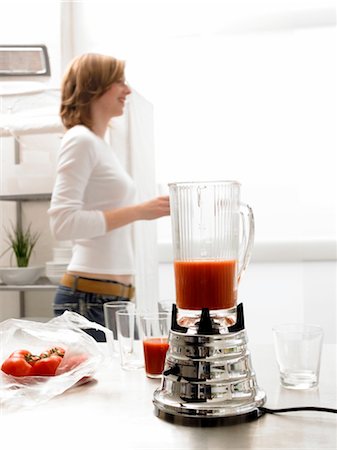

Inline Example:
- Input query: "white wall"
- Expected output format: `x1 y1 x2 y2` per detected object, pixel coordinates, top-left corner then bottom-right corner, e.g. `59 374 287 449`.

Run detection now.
0 1 62 85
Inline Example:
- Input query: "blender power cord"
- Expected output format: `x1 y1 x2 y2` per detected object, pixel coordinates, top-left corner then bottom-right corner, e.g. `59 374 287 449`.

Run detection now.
259 406 337 414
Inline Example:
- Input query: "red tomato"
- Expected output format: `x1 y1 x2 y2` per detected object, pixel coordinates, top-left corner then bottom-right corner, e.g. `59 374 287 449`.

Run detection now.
31 354 63 376
28 355 41 366
40 346 66 359
10 349 31 357
1 350 33 377
47 346 65 357
1 346 66 377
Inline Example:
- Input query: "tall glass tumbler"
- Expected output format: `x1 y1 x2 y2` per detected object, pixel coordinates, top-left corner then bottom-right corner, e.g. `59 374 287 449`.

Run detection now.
169 181 254 327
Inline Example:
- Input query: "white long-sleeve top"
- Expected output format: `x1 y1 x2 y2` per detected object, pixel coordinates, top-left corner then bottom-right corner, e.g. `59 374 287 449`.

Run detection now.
48 125 136 275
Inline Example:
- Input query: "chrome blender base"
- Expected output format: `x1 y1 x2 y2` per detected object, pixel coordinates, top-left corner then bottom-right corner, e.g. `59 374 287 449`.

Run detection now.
153 386 266 426
153 303 266 426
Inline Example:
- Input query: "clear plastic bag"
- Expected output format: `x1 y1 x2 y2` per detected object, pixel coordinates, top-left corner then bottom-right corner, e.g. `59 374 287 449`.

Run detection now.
0 311 113 412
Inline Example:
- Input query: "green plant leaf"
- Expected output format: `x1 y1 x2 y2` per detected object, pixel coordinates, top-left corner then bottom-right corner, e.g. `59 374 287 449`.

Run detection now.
2 222 40 267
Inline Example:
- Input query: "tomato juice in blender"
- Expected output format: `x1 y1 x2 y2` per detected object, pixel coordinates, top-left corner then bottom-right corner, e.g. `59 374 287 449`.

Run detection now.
174 259 237 310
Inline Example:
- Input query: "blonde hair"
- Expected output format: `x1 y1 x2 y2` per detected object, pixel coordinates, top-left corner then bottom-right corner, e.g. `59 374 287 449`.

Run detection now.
60 53 125 130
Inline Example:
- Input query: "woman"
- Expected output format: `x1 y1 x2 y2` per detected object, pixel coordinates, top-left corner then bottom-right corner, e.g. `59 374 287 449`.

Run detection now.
48 53 170 341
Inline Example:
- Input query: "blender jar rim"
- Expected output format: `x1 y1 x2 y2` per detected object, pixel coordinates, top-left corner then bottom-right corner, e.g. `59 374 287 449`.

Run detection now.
168 180 241 187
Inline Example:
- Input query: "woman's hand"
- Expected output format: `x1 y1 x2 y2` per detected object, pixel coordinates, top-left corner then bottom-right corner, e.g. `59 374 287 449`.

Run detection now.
137 196 170 220
104 196 170 231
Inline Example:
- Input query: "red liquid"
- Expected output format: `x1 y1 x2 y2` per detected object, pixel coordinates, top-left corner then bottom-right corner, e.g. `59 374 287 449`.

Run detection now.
143 338 169 376
174 259 237 310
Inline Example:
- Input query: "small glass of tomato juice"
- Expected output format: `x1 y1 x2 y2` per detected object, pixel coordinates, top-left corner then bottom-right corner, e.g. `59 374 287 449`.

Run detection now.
140 312 171 378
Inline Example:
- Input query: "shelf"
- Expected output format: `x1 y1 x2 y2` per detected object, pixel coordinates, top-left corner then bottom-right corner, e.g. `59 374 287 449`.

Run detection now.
0 277 57 291
0 193 51 201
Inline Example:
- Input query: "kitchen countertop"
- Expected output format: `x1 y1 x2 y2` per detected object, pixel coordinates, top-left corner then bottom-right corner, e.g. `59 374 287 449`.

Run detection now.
2 342 336 450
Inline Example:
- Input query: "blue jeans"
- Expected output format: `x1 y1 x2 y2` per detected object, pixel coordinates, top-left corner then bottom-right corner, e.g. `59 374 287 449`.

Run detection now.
53 285 131 342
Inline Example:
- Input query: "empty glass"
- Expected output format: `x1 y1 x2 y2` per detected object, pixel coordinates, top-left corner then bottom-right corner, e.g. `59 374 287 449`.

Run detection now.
273 324 324 389
116 311 144 371
104 301 135 357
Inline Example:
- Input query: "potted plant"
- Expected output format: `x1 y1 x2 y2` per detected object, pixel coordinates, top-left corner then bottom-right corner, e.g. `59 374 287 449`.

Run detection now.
0 223 44 285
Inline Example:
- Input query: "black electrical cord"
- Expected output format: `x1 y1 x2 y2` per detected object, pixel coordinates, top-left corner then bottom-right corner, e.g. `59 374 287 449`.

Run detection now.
259 406 337 414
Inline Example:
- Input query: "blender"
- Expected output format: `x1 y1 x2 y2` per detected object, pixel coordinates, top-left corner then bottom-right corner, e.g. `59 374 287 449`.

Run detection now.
153 181 266 425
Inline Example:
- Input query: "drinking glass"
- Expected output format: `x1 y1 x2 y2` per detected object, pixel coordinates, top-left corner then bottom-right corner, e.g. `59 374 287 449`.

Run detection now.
104 301 135 357
139 312 171 379
273 323 324 389
116 311 144 371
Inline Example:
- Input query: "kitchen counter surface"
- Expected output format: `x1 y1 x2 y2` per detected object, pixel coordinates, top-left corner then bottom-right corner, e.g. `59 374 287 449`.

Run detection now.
2 342 336 450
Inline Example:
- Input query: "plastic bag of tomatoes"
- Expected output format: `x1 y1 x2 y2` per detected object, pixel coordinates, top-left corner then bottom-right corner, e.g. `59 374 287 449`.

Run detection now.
0 311 113 411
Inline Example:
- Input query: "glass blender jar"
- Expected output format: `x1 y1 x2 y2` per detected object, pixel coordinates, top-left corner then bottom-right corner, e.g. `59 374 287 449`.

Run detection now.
169 180 254 328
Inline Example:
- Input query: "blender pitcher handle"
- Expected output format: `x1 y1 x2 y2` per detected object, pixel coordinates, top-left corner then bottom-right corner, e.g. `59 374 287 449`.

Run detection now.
238 203 255 282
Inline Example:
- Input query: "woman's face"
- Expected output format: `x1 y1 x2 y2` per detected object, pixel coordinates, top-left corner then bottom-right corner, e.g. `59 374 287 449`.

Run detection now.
97 78 132 118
